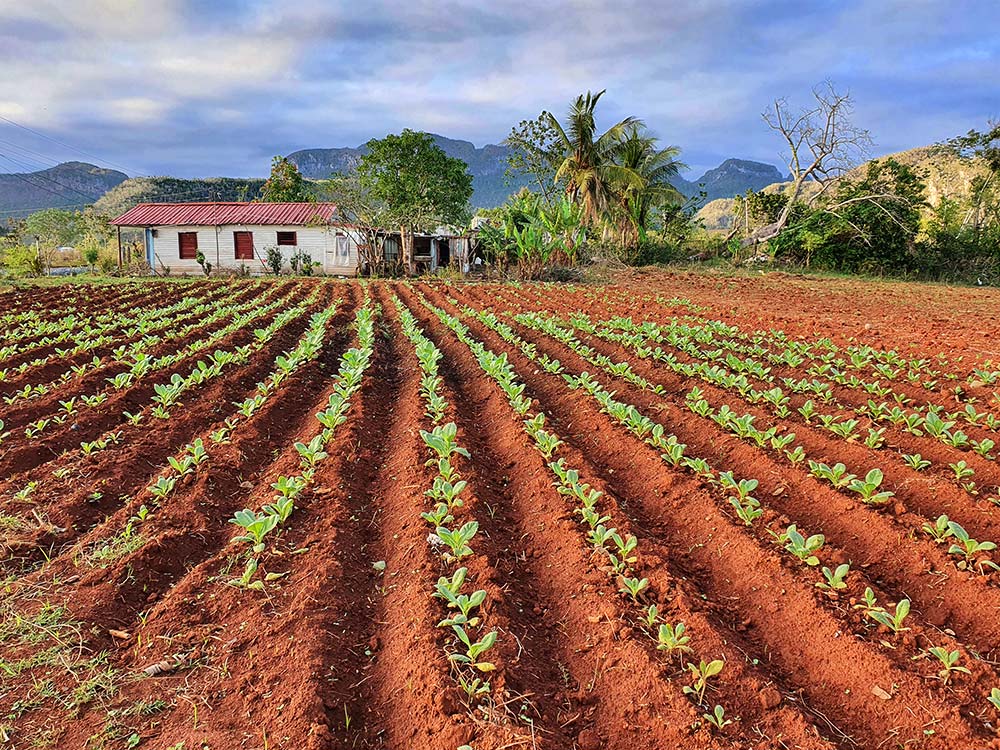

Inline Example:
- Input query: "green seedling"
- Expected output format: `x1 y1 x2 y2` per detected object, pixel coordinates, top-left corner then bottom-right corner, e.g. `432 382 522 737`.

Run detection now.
925 647 970 684
775 525 824 566
229 509 279 553
816 563 850 591
846 469 894 505
656 622 692 658
682 659 724 705
703 704 732 730
449 625 497 672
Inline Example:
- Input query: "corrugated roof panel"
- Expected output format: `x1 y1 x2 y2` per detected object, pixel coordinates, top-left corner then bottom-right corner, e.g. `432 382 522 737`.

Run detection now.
112 202 338 227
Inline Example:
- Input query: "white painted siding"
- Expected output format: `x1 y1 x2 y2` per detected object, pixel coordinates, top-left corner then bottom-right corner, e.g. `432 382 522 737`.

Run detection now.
150 224 359 276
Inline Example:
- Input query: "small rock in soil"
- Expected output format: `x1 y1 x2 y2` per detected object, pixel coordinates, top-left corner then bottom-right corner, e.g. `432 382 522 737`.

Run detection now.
759 687 782 709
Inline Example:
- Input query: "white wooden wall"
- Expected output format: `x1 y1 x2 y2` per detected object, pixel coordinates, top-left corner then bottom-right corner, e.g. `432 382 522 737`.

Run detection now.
150 225 358 276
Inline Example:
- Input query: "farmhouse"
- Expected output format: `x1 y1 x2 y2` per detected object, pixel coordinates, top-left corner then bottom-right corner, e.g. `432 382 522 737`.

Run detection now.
111 201 474 276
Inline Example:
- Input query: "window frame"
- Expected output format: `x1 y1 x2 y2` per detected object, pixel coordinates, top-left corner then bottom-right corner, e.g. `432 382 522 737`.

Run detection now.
276 231 298 246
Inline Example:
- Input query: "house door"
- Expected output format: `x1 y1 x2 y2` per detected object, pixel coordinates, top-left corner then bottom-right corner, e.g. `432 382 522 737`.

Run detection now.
234 231 254 261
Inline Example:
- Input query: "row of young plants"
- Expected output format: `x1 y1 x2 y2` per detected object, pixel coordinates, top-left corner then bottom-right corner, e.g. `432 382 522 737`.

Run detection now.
227 298 376 590
0 284 155 355
0 286 241 401
588 307 1000 443
14 285 297 442
75 299 343 566
453 297 1000 715
0 286 169 369
71 289 319 465
509 308 1000 582
562 313 1000 502
412 291 736 731
394 297 499 705
572 284 991 391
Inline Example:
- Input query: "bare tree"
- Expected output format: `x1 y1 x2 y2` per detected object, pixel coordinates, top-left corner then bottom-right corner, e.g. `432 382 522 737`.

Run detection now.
742 82 872 245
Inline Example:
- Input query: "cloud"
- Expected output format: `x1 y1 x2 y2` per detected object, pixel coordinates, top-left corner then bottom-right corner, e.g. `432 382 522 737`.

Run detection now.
0 0 996 178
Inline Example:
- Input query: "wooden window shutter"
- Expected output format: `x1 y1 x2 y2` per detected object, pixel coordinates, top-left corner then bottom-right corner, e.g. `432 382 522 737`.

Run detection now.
179 232 198 259
234 231 254 260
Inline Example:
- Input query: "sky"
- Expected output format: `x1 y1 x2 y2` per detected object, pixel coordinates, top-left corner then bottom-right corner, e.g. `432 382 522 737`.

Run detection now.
0 0 996 182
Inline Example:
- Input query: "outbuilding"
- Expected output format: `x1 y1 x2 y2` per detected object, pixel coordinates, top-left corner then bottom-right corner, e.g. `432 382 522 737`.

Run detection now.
112 202 357 276
112 201 475 276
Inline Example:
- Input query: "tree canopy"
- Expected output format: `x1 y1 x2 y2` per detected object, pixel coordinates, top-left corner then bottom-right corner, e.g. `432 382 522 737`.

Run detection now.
260 156 310 202
355 129 473 232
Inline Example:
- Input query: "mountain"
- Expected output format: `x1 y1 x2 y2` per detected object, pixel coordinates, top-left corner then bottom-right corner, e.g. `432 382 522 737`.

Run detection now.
684 159 788 202
287 134 530 209
93 176 266 218
0 162 127 219
694 146 988 231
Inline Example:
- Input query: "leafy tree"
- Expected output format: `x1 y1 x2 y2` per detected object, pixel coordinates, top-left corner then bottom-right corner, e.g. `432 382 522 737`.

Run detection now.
504 114 561 203
23 208 81 273
260 156 310 202
771 158 926 273
355 129 473 273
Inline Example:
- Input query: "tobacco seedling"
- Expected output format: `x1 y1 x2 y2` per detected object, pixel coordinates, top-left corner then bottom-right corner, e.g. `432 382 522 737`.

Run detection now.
437 588 487 627
436 521 478 562
449 625 497 672
949 461 975 482
902 453 931 471
866 594 910 634
457 674 490 702
619 576 649 601
703 704 732 730
816 563 850 591
922 515 954 543
656 622 692 658
946 522 999 572
262 496 294 524
230 509 279 553
148 475 178 502
926 647 970 684
988 688 1000 713
846 469 894 505
682 659 724 705
295 435 328 468
776 525 824 566
420 422 470 463
421 502 453 527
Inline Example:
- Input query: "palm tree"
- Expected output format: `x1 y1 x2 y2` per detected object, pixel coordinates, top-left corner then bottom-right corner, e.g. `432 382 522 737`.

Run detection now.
613 127 686 248
543 90 644 227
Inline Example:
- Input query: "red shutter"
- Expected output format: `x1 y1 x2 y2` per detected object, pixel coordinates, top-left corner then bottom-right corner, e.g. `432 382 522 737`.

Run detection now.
277 231 297 246
234 231 254 260
179 232 198 259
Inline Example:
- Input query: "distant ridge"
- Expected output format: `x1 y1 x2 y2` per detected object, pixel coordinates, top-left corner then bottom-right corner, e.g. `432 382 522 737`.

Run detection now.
0 161 127 218
0 149 794 219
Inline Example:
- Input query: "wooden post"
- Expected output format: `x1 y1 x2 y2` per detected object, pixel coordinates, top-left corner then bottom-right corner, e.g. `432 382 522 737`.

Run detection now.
117 226 122 269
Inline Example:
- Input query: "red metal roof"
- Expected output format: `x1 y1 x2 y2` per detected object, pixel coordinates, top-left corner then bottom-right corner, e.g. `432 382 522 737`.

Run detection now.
112 202 338 227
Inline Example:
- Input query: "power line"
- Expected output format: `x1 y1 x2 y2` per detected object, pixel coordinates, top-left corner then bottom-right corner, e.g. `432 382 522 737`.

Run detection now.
0 150 110 205
0 113 145 177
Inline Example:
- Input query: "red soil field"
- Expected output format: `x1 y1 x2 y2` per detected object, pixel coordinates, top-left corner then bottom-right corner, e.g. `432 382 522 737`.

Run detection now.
2 272 1000 750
